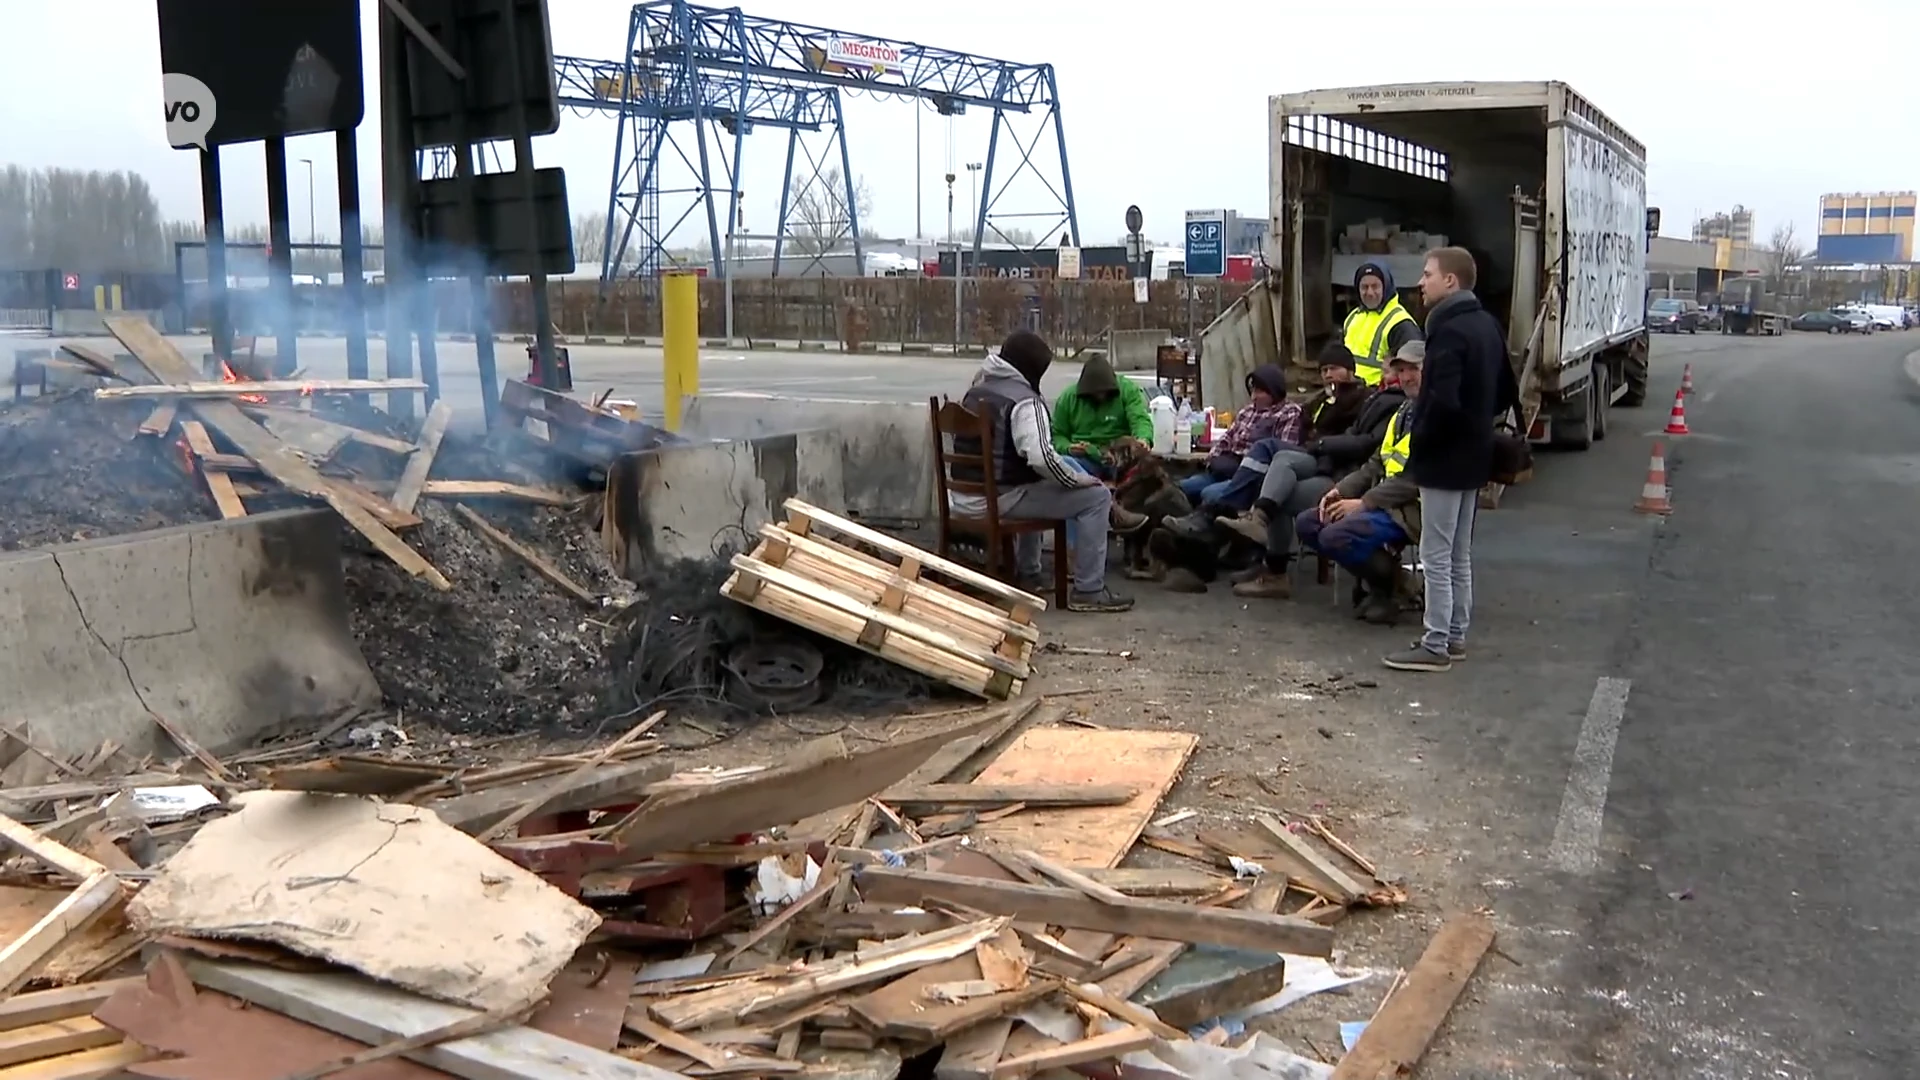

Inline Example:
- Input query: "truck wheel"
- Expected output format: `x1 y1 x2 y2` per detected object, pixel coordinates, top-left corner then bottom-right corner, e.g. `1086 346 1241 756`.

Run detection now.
1591 363 1610 441
1620 341 1650 406
1549 380 1594 452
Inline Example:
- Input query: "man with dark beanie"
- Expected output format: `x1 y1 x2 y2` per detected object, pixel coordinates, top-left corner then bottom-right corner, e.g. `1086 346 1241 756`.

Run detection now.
949 331 1138 613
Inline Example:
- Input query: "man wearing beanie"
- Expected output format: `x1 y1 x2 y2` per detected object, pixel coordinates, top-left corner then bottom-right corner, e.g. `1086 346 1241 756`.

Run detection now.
947 331 1140 613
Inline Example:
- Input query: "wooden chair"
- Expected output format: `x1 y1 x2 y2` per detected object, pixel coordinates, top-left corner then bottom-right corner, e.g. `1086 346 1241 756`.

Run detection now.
928 397 1069 609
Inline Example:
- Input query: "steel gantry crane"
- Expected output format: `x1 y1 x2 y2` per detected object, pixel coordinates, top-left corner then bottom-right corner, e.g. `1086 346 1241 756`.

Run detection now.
552 0 1080 282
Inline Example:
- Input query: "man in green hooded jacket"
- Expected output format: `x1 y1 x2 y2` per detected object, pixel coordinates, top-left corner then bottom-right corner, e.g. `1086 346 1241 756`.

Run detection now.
1050 352 1154 479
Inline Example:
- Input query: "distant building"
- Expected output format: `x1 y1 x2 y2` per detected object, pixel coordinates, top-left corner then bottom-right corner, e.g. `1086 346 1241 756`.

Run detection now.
1817 191 1916 263
1691 206 1755 245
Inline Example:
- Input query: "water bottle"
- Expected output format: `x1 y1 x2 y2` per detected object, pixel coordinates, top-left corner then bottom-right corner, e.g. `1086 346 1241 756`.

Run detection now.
1149 395 1176 454
1174 399 1193 455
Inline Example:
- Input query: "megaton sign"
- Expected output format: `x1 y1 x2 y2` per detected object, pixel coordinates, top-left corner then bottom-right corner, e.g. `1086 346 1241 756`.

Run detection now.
826 38 903 73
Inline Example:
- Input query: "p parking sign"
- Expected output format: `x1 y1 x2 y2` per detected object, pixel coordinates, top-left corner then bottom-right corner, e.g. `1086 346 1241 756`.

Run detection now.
1184 210 1226 278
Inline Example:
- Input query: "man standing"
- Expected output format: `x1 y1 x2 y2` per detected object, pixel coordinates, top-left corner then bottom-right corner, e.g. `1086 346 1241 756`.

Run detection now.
949 331 1141 613
1381 248 1519 673
1343 262 1423 386
1050 351 1153 478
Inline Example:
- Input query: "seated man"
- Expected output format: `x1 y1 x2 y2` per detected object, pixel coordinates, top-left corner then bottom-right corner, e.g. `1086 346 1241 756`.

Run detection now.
1176 364 1297 505
949 331 1143 613
1265 343 1425 619
1051 352 1153 478
1164 341 1368 534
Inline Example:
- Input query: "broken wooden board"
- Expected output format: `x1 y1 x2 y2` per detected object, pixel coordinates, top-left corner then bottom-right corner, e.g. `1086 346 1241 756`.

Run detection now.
265 756 457 797
847 929 1051 1043
0 887 138 986
425 758 669 835
528 954 638 1052
391 400 454 514
855 869 1334 957
0 978 143 1031
240 404 418 458
178 420 246 519
1331 915 1495 1080
95 378 427 400
0 814 127 995
183 957 682 1080
105 317 450 591
723 499 1042 701
883 784 1136 810
970 727 1198 869
454 505 598 606
418 480 574 506
1253 815 1370 905
600 714 1003 858
128 791 598 1012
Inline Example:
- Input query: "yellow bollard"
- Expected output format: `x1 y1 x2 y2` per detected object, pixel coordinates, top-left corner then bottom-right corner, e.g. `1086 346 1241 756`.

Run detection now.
661 271 700 432
109 283 122 311
92 285 105 312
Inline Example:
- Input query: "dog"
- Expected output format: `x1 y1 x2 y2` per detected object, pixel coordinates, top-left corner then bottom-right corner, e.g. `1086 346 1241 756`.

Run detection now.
1102 436 1193 580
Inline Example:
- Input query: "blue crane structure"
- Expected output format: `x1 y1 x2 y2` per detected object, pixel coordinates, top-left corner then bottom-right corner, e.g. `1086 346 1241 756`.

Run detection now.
551 0 1080 282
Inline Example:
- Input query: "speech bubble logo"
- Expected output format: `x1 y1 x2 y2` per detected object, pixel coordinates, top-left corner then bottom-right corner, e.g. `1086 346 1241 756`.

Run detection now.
163 72 217 151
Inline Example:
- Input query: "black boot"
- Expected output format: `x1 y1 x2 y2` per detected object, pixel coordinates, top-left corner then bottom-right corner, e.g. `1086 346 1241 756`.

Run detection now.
1357 551 1402 625
1164 507 1219 540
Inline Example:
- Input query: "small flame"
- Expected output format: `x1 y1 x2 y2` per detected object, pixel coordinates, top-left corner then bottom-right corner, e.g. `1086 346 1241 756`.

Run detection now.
173 436 195 476
220 361 268 404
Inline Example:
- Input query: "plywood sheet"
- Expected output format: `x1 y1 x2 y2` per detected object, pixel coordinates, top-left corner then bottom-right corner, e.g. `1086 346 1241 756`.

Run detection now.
968 728 1197 869
0 886 136 985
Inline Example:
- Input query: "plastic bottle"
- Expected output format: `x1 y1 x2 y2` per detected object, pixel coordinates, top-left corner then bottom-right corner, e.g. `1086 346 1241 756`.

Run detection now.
1174 399 1194 455
1149 395 1176 454
1197 407 1215 448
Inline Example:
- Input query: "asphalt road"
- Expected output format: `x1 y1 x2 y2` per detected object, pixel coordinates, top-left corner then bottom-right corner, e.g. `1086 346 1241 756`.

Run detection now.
1386 329 1920 1077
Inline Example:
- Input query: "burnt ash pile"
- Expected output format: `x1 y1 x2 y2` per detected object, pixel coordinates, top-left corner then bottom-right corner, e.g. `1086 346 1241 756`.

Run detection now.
603 555 949 722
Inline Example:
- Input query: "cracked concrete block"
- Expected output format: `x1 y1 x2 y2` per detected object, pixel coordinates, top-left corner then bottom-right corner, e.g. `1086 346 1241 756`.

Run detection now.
683 394 934 522
0 509 380 760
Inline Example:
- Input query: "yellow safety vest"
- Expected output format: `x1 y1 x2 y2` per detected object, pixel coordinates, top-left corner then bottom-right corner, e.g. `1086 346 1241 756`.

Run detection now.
1342 298 1416 386
1379 406 1412 478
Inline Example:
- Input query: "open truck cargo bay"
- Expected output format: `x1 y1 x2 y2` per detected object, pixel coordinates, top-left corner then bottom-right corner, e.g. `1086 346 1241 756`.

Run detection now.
1200 80 1654 451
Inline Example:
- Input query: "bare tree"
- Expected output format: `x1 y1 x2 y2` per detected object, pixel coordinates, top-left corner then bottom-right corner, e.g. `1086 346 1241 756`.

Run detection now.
1765 221 1806 281
572 211 609 267
784 166 872 256
0 166 169 271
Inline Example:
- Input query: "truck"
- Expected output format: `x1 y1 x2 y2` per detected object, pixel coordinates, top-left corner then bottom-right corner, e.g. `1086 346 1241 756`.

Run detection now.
1198 80 1654 451
1717 276 1788 335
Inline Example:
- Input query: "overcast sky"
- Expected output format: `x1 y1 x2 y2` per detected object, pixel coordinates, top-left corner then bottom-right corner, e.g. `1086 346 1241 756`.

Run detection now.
9 0 1917 253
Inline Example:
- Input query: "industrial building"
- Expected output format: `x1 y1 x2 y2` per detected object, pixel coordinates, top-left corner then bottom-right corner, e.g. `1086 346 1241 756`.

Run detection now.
1692 206 1755 245
1817 191 1916 263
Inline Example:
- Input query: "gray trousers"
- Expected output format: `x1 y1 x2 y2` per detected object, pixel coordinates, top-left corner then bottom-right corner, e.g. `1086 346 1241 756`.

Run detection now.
1001 481 1112 594
1256 449 1321 505
1264 475 1335 570
1417 487 1478 651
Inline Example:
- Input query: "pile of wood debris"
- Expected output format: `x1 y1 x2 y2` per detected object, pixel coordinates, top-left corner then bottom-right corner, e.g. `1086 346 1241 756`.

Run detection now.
0 698 1494 1080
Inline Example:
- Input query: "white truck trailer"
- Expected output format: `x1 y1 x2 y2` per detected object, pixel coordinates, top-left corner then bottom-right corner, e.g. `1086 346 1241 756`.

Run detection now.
1200 80 1655 450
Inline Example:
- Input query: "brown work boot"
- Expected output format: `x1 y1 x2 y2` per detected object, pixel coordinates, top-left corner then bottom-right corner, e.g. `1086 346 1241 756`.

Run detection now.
1110 505 1149 534
1220 508 1269 545
1231 569 1292 599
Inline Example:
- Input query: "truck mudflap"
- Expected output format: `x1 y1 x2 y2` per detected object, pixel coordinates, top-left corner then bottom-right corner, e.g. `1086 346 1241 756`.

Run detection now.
1196 277 1284 411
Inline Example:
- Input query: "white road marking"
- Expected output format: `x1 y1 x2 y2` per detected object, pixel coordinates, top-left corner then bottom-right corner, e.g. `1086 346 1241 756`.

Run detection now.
1548 676 1633 874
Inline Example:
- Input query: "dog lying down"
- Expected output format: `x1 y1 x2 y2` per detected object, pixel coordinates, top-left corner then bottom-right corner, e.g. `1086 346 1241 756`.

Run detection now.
1100 436 1247 591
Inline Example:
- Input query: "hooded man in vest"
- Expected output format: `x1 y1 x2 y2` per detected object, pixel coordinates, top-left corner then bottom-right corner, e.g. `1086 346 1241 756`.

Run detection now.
950 331 1142 613
1292 341 1425 624
1344 262 1423 386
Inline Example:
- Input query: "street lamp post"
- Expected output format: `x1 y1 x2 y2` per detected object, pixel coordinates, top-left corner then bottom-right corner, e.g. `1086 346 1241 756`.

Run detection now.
965 162 982 244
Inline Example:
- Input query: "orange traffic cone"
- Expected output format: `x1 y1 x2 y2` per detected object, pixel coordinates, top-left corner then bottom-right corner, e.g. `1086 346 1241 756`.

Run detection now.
1634 442 1671 515
1663 388 1691 435
1680 364 1695 396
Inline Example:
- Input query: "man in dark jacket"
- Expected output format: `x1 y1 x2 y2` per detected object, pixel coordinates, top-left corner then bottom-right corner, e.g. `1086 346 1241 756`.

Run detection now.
1381 247 1520 672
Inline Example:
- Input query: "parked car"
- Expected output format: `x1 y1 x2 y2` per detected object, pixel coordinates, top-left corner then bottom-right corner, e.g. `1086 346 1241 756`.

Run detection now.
1695 307 1723 332
1790 311 1856 333
1648 297 1701 334
1844 312 1876 334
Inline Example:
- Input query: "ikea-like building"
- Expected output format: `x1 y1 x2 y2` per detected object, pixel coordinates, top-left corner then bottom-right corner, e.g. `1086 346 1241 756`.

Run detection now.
1817 191 1915 263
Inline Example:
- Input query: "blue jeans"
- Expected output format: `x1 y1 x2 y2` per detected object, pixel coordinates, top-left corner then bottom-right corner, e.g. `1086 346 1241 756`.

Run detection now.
1177 455 1240 506
1204 439 1314 514
1295 507 1408 570
1066 454 1112 481
1418 488 1477 652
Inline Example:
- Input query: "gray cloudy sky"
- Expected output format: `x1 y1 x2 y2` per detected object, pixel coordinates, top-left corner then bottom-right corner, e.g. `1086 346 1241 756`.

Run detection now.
10 0 1917 248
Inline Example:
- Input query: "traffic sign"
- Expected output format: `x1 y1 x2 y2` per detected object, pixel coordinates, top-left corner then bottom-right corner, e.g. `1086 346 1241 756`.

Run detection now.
1184 210 1226 278
1124 204 1143 235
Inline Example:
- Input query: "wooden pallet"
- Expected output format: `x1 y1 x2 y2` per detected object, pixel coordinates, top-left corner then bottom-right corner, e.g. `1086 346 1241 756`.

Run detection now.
721 499 1043 700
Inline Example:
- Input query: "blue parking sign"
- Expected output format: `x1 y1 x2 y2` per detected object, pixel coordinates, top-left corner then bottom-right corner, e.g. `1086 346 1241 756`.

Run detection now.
1184 211 1226 278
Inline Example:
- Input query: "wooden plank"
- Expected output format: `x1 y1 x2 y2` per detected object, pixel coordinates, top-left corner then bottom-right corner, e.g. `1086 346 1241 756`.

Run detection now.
392 400 454 513
455 505 598 606
474 711 664 842
760 524 1038 645
421 480 574 505
1331 916 1495 1080
1253 815 1369 905
94 378 427 399
846 929 1049 1043
971 728 1197 869
0 980 140 1033
135 402 176 436
992 1026 1153 1079
0 1040 146 1079
105 316 450 591
855 869 1334 957
0 875 124 997
886 701 1043 794
601 714 1003 857
1085 867 1230 898
1016 850 1131 905
179 420 247 519
55 345 124 381
0 1018 119 1068
933 1016 1013 1080
182 958 684 1080
780 498 1046 614
425 757 669 835
885 784 1136 810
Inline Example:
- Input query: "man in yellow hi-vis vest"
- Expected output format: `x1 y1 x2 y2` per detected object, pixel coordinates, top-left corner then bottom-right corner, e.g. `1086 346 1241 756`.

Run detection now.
1342 262 1423 386
1294 341 1425 624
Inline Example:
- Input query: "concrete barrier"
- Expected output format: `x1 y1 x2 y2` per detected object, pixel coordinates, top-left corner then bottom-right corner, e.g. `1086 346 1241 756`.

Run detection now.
604 431 846 574
0 509 381 761
682 393 935 523
1105 328 1176 372
50 310 162 336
